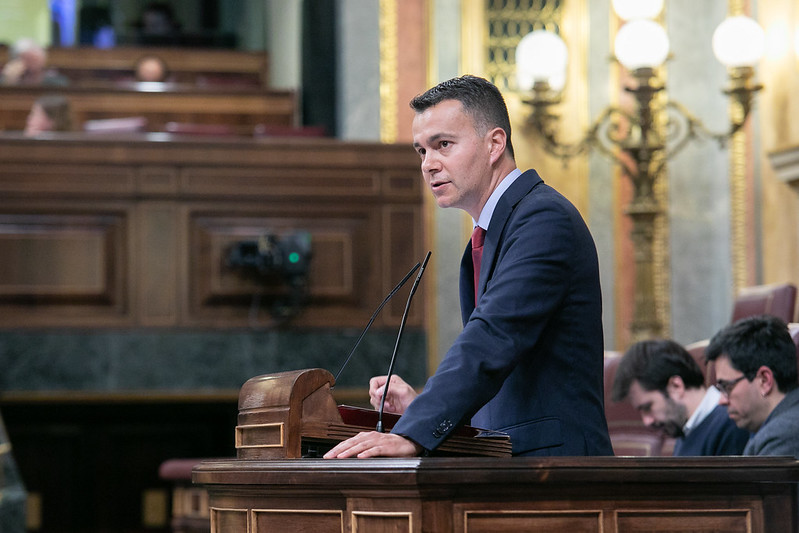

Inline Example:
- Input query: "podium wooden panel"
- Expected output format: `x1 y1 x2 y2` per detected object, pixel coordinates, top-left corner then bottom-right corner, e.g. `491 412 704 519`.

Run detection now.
193 456 799 533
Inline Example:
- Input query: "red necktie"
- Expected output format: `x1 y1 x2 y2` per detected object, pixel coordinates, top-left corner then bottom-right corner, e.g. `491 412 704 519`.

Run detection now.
471 226 486 304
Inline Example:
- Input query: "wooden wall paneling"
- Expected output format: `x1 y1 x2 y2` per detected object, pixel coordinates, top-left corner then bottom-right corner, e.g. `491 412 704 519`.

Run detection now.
186 203 382 328
137 165 181 195
383 168 422 197
179 166 381 200
0 135 423 329
0 163 136 196
0 202 132 327
137 202 180 326
384 205 424 324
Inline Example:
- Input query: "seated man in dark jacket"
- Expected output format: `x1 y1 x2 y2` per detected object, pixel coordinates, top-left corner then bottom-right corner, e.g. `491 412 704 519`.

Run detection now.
706 315 799 458
612 339 749 456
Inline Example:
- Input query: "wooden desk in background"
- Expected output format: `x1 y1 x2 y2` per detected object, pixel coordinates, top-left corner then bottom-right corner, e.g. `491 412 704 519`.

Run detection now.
0 84 296 135
0 133 423 329
0 46 270 87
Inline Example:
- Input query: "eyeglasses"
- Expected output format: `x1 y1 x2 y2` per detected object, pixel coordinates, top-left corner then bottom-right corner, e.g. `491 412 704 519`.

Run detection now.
715 375 747 397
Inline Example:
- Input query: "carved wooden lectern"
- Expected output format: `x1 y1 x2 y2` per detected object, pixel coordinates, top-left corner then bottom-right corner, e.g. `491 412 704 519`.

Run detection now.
193 368 799 533
235 368 511 459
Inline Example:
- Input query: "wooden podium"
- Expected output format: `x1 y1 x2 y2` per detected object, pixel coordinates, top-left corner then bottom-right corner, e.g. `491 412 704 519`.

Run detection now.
235 368 511 459
193 369 799 532
194 456 799 532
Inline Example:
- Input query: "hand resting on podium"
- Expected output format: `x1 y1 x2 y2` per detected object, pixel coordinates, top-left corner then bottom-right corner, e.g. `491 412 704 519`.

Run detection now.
324 373 422 459
322 430 423 458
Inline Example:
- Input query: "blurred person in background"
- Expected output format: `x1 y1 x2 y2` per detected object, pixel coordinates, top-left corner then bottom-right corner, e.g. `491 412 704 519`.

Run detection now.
134 55 170 82
1 38 68 86
24 94 73 136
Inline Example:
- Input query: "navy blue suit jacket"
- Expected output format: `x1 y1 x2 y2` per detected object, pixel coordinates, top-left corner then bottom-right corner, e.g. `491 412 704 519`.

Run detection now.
392 169 613 456
672 404 749 456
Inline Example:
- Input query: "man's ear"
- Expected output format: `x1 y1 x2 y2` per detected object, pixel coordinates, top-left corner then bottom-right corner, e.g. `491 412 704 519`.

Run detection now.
486 127 507 165
666 375 686 399
756 365 777 396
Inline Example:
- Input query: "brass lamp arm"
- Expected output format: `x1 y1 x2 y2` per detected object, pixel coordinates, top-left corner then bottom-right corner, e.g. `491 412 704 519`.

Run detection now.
663 97 754 155
527 102 641 178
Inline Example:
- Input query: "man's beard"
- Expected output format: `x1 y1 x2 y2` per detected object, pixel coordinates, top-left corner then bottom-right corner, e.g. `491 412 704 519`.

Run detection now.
657 398 689 438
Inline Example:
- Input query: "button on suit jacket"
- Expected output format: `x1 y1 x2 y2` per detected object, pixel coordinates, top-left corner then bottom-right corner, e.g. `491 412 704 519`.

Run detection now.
392 169 613 456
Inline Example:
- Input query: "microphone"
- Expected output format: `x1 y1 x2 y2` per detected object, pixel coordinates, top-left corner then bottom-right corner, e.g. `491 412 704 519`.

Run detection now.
333 260 421 383
376 251 431 433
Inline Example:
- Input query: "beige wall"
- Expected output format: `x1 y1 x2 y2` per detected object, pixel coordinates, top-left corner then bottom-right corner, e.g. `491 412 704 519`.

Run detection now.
0 0 50 45
759 0 799 289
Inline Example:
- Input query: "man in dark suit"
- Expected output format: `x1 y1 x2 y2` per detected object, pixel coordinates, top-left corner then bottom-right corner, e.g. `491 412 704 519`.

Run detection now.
324 75 612 458
706 315 799 458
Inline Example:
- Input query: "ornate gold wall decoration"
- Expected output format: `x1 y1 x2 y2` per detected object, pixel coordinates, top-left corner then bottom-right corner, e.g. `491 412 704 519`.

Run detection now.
462 1 563 89
379 0 399 143
728 0 753 291
730 94 750 291
652 76 672 339
484 0 562 91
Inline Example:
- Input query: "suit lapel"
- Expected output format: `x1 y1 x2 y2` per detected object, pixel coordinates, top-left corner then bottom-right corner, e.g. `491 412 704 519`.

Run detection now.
476 170 543 298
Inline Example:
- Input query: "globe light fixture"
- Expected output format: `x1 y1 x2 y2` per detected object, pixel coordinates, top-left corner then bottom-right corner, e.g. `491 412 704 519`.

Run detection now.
515 30 568 92
712 15 766 68
614 19 670 71
516 12 764 340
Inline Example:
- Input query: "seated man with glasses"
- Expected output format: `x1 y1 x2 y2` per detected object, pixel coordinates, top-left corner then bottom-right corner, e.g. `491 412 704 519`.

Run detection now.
706 314 799 458
611 339 749 456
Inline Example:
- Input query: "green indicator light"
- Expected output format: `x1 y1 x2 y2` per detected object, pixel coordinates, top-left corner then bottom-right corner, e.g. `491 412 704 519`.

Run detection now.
289 252 300 263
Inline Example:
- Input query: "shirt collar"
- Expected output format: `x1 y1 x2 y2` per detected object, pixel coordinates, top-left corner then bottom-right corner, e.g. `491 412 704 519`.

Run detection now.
474 168 522 230
684 386 722 435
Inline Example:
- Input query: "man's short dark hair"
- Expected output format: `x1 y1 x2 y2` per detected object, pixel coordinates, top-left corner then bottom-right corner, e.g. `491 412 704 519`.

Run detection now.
410 74 515 159
705 315 798 393
611 339 706 402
